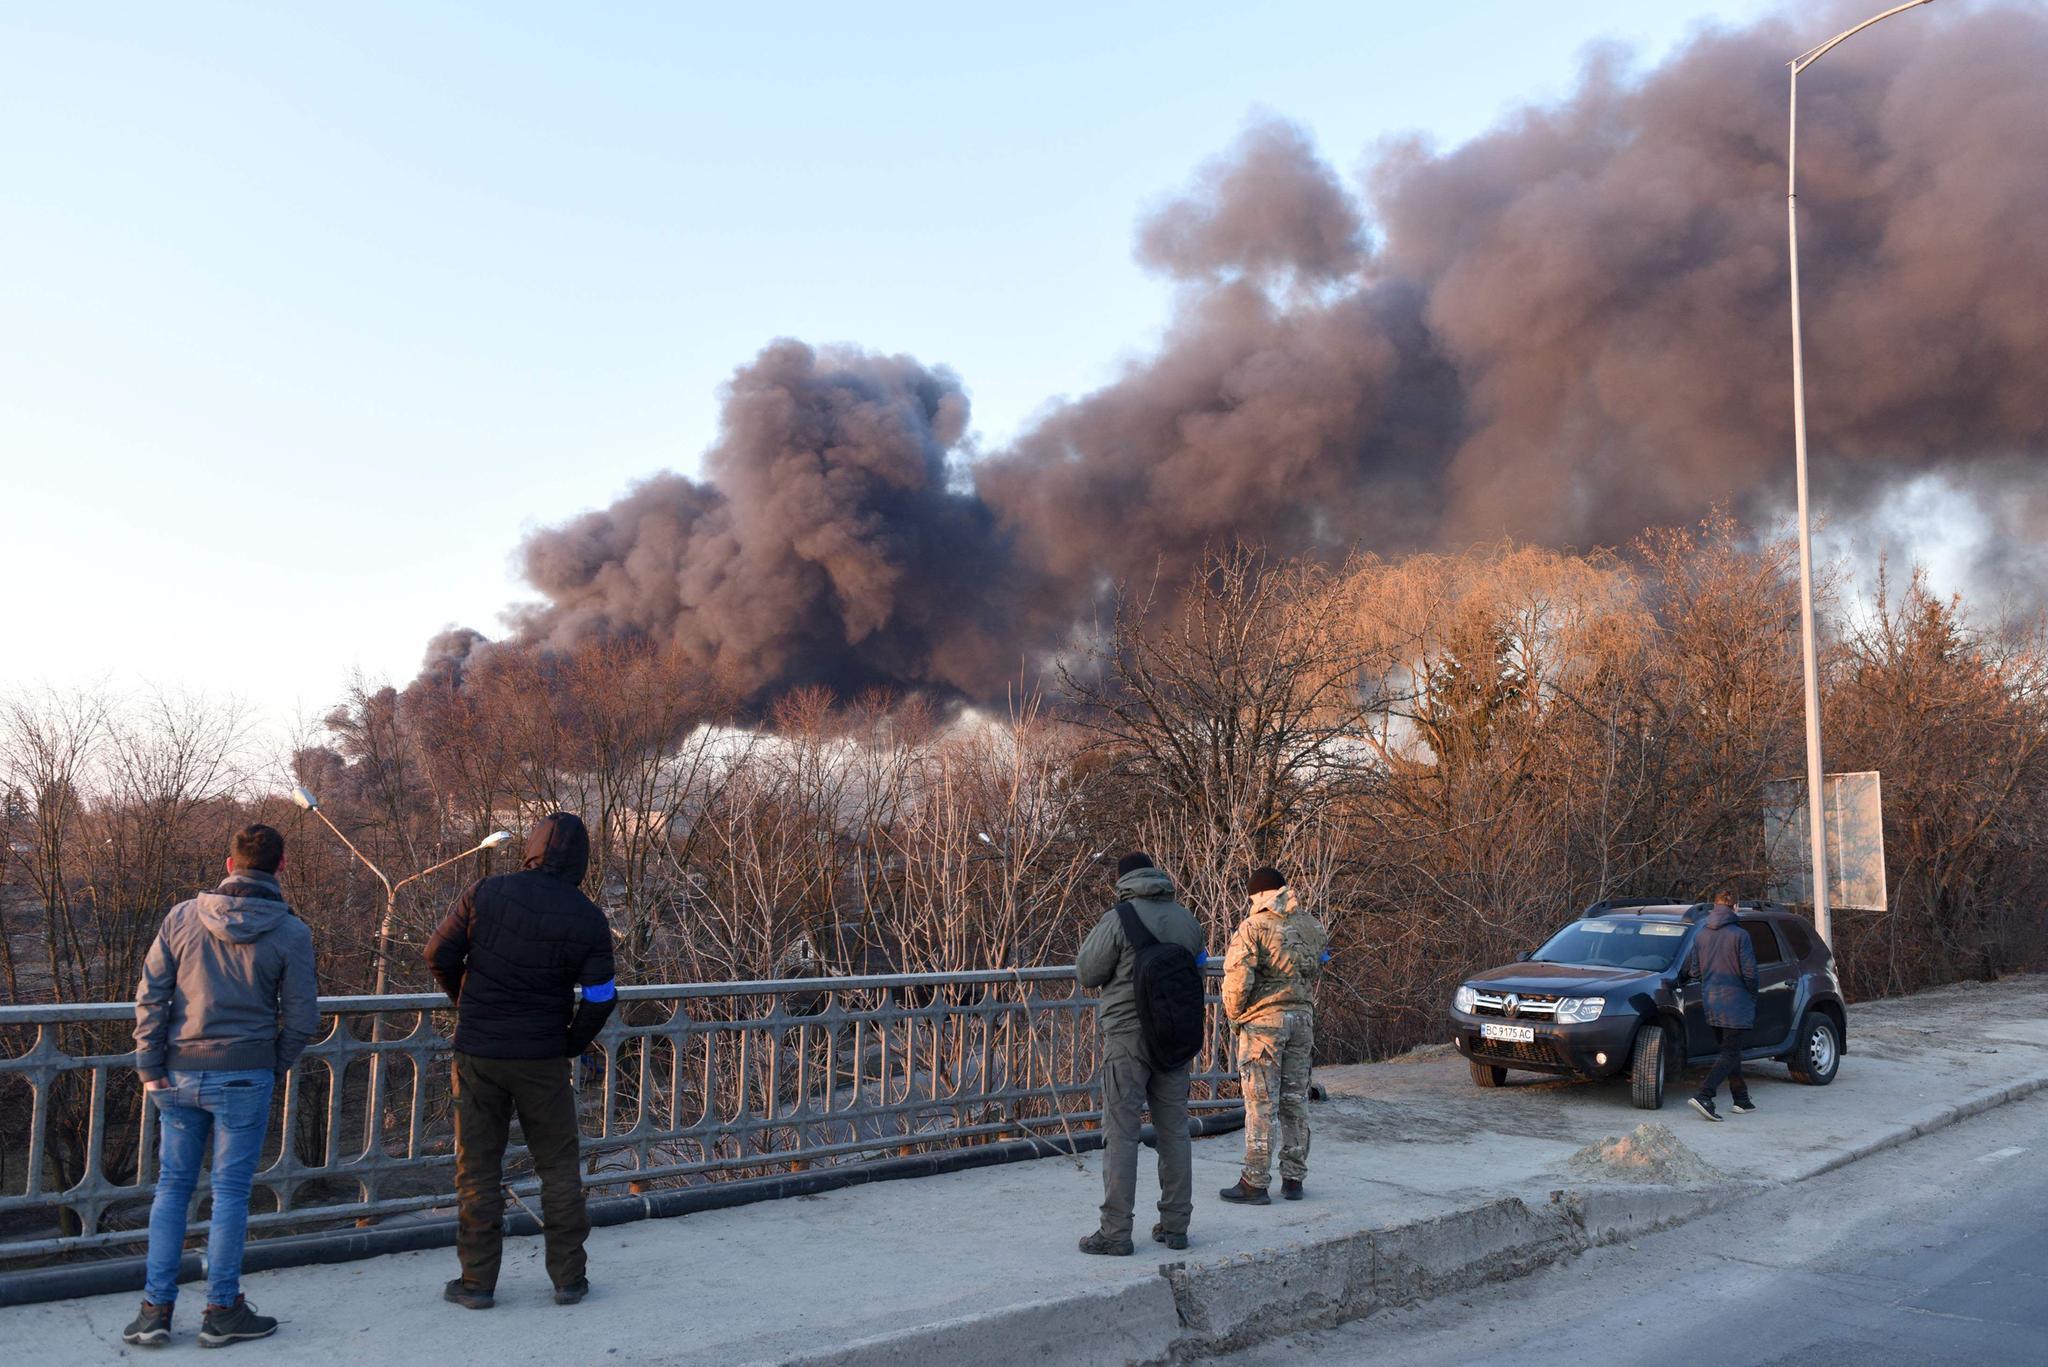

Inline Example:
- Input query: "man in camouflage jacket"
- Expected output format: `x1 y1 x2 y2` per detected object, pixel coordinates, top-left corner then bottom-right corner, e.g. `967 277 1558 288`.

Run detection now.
1219 867 1328 1203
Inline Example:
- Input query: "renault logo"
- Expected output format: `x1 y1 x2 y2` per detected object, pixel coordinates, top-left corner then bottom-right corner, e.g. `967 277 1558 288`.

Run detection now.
1504 993 1521 1018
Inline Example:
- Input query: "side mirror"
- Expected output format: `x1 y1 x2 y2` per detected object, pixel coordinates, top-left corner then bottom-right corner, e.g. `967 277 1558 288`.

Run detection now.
1514 950 1532 962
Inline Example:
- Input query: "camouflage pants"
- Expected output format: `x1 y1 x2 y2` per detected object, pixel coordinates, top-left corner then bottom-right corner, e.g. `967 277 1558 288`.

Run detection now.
1237 1010 1313 1188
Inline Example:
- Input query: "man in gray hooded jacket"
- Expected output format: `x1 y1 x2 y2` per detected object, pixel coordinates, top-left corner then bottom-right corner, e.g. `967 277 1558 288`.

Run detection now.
1075 853 1206 1255
126 823 319 1349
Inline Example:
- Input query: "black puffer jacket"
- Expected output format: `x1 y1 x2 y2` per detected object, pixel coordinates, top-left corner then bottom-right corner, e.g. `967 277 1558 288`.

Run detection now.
425 814 617 1059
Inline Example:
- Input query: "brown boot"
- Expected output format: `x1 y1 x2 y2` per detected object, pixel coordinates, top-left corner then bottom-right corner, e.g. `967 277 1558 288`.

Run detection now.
443 1279 495 1310
1218 1179 1271 1205
1150 1222 1189 1251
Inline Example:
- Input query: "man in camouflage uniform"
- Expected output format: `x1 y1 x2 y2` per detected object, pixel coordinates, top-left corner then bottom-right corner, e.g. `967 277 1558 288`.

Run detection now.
1219 866 1328 1204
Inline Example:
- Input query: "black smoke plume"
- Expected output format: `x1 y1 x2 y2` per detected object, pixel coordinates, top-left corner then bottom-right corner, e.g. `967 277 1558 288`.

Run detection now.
511 340 1018 696
451 0 2048 702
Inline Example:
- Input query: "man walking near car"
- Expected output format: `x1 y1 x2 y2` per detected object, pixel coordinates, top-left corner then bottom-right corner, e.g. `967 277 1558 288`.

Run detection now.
1219 866 1327 1204
426 812 616 1309
125 823 319 1349
1075 852 1206 1255
1687 891 1758 1121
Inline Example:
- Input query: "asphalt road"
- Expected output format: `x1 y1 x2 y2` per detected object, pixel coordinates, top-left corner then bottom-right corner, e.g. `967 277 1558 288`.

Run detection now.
1226 1088 2048 1367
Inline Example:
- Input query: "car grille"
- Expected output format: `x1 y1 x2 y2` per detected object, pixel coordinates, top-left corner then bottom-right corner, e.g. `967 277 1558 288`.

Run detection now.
1471 991 1562 1019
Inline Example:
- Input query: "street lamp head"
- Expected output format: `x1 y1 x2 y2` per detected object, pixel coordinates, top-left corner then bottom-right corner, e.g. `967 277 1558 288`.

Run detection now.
481 830 515 850
290 786 320 812
976 832 996 846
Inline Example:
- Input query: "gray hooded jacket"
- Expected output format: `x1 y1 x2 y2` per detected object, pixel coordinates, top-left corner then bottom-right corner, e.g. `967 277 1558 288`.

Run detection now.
1077 866 1205 1040
133 869 319 1081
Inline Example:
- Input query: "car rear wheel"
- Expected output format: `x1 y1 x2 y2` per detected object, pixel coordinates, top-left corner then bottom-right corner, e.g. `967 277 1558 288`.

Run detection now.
1785 1011 1840 1085
1469 1060 1507 1088
1630 1023 1670 1110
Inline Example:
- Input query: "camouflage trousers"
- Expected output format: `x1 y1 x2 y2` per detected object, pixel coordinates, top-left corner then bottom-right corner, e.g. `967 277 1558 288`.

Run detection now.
1237 1010 1313 1188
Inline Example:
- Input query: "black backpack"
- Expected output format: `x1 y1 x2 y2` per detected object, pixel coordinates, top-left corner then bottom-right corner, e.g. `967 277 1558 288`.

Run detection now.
1114 901 1207 1069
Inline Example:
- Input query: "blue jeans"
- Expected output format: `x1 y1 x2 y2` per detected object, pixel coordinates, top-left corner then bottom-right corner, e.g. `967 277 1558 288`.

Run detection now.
143 1068 276 1308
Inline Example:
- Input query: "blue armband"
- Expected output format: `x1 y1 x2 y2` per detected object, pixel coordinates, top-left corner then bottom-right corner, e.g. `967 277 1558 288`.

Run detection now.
1320 949 1333 964
581 979 616 1003
1195 948 1210 967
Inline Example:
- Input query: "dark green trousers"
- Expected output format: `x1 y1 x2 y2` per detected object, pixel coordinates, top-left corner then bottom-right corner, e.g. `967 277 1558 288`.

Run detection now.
452 1052 590 1290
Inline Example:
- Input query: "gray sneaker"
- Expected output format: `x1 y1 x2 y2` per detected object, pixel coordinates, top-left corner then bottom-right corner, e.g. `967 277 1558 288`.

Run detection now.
198 1296 277 1348
122 1300 172 1347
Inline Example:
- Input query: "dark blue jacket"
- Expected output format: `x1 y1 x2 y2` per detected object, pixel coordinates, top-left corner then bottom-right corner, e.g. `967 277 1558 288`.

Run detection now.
1685 906 1758 1029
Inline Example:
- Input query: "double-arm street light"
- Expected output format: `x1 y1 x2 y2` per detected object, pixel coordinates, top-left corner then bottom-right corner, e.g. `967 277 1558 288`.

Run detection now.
289 785 512 996
1786 0 1933 946
290 785 511 1159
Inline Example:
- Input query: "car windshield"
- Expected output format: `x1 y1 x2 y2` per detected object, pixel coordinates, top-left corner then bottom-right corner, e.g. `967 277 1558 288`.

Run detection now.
1532 919 1689 971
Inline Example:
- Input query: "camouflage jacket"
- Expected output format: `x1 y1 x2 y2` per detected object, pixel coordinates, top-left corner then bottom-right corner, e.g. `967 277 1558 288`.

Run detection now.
1221 888 1328 1028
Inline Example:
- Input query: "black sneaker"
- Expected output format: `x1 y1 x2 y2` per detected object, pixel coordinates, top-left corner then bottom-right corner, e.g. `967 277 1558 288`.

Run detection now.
553 1278 590 1306
122 1300 172 1347
1281 1178 1304 1201
442 1279 495 1310
1150 1222 1188 1251
1078 1231 1134 1256
1689 1096 1722 1122
1218 1179 1271 1205
198 1296 276 1348
1731 1098 1757 1115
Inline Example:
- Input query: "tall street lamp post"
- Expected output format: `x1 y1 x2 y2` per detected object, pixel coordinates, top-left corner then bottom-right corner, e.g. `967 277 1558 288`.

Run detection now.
290 785 511 1156
1786 0 1933 945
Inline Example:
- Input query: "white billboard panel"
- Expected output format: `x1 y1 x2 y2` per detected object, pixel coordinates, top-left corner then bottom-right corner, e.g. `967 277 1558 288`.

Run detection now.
1764 771 1887 911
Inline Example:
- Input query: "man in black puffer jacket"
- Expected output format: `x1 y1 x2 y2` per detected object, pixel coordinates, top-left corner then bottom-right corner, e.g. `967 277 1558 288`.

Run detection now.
425 813 616 1310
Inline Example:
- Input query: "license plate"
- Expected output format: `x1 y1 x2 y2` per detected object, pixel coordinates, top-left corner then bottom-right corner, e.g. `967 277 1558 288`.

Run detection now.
1481 1022 1536 1043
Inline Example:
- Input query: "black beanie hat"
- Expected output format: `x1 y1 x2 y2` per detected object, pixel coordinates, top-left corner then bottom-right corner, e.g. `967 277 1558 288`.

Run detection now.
1116 852 1156 877
1248 866 1286 894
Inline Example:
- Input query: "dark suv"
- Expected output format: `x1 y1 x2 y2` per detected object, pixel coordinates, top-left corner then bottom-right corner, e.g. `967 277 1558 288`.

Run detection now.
1447 900 1848 1109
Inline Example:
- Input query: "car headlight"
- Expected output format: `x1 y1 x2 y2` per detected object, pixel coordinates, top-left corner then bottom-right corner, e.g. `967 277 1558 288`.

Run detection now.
1453 985 1478 1014
1555 996 1605 1023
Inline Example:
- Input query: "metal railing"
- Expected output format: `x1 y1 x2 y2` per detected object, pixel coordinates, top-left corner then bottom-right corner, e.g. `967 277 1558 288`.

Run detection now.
0 968 1240 1265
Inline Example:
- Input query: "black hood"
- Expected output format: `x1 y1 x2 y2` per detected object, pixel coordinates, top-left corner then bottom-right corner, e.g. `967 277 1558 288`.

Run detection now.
1467 961 1659 995
523 813 590 886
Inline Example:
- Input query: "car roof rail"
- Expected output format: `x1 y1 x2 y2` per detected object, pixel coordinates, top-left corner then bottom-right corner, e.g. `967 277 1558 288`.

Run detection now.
1582 897 1683 917
1682 899 1794 922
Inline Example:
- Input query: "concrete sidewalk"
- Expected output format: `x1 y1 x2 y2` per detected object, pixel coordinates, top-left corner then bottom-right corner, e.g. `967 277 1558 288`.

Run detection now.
12 976 2048 1364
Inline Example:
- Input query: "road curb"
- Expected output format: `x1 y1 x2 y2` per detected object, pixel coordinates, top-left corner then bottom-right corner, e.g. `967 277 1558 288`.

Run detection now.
782 1062 2048 1366
1793 1068 2048 1182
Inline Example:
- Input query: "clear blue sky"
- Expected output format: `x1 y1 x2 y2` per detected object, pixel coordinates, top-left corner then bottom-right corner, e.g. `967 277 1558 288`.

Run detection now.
1 0 1781 730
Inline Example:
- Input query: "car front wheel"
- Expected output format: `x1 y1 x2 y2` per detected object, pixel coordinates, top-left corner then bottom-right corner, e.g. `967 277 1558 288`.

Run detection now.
1469 1060 1507 1088
1785 1011 1841 1085
1629 1023 1671 1110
